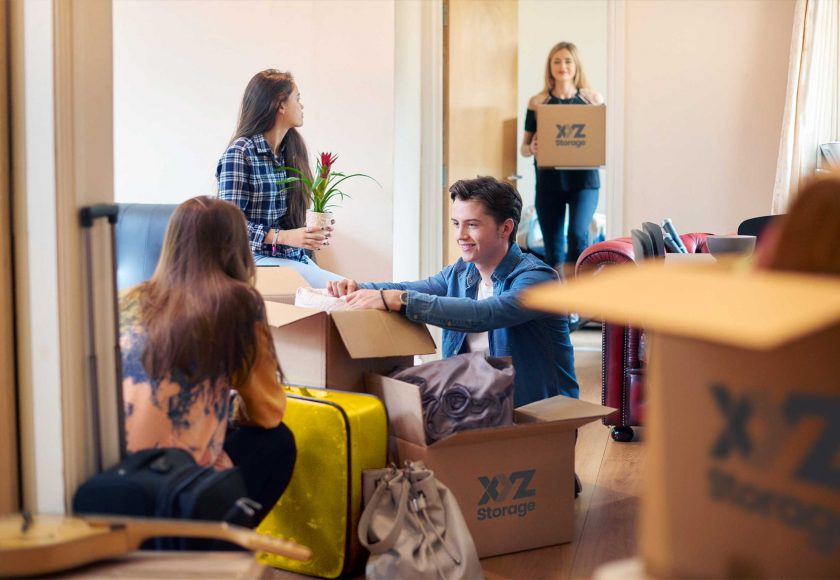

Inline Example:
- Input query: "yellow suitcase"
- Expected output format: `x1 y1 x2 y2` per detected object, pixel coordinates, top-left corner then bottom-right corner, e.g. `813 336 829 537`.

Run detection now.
257 386 388 577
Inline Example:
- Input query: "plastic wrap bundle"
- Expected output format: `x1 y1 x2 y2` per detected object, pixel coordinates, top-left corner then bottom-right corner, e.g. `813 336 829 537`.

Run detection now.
390 352 515 444
294 287 351 312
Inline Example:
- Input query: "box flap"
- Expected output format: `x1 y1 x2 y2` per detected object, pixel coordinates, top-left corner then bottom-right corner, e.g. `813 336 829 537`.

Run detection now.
255 267 310 296
331 310 437 359
365 373 426 445
264 301 321 328
514 395 614 429
521 262 840 349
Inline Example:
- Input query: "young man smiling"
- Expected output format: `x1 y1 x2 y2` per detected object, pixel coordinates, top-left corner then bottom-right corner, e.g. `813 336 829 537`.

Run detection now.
327 176 578 407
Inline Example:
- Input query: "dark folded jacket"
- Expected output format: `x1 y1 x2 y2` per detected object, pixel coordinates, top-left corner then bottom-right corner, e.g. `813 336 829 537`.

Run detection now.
390 352 515 444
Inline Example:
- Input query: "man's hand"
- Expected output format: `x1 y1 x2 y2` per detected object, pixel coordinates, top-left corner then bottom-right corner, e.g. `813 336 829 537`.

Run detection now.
346 289 403 312
327 278 359 297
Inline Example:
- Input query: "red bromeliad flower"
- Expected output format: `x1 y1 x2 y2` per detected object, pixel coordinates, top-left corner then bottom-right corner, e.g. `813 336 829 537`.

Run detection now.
277 151 377 213
319 152 338 179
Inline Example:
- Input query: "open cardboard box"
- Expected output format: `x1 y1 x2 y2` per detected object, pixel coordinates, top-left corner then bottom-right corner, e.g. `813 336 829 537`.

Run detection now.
522 262 840 579
366 373 613 558
256 268 437 391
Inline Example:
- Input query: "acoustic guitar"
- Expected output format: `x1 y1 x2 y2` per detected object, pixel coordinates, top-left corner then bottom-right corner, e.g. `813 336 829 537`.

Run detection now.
0 512 311 577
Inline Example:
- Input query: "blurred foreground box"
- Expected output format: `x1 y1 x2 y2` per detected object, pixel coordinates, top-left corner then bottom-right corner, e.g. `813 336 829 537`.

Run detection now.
523 263 840 579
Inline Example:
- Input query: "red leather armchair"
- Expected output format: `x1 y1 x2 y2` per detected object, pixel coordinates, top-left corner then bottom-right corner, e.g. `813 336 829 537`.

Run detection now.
575 233 710 441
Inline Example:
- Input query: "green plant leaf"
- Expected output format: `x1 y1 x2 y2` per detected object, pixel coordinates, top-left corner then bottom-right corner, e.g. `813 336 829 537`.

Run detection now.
276 165 310 182
327 172 381 192
276 160 378 213
276 176 302 187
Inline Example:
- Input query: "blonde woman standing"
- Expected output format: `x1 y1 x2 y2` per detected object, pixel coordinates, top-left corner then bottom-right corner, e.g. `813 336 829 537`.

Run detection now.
520 42 604 274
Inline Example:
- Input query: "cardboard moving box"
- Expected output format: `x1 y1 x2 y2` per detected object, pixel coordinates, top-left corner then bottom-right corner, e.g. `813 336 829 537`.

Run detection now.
256 266 436 391
522 263 840 579
255 267 309 305
536 104 605 168
265 302 436 392
366 373 613 558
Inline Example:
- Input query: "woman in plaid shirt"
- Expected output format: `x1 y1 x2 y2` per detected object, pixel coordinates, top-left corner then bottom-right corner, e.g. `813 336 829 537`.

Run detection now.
217 70 341 287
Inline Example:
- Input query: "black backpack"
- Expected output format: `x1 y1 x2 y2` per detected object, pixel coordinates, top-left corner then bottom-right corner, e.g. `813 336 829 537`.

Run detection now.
73 447 258 549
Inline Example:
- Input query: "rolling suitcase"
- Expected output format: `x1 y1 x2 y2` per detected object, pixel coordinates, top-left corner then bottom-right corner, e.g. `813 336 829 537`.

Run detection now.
257 386 388 578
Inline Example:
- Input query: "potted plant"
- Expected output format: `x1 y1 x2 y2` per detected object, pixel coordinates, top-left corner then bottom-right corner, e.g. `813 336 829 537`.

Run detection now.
278 152 377 231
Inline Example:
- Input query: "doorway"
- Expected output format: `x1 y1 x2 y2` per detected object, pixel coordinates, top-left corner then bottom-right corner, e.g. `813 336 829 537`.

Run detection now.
443 0 622 266
443 0 518 265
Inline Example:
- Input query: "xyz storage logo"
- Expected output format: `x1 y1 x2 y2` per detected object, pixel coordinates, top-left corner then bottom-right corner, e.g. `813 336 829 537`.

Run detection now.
476 469 537 521
555 124 587 149
707 383 840 554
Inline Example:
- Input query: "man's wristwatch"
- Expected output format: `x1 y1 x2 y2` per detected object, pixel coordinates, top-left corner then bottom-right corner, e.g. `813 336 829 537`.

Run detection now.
399 291 408 313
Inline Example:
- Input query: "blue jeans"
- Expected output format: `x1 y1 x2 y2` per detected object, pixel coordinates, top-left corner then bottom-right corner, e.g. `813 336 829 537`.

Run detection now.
535 188 599 267
254 254 343 287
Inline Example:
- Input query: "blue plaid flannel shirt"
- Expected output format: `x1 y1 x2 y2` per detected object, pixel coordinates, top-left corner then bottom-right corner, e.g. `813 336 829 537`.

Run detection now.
216 133 306 261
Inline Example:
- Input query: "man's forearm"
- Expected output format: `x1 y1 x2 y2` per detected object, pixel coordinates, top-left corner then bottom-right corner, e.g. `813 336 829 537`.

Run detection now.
406 292 541 332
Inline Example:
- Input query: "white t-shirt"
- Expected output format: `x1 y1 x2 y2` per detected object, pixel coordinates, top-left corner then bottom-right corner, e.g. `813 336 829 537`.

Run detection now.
465 280 493 353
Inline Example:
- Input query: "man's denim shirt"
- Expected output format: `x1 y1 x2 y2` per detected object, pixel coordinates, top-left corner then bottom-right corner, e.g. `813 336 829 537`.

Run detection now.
361 244 578 407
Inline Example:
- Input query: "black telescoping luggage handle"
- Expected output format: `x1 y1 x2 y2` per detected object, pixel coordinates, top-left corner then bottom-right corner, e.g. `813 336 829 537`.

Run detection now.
79 203 126 470
79 204 119 228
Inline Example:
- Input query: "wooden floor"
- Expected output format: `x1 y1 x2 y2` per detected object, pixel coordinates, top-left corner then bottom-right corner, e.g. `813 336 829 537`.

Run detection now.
66 327 646 579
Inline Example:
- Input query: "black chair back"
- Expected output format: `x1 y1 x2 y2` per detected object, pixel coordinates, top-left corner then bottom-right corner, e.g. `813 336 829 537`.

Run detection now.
737 215 780 242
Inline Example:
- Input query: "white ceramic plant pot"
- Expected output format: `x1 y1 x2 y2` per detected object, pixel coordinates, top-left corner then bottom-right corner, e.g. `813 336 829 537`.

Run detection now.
306 210 333 231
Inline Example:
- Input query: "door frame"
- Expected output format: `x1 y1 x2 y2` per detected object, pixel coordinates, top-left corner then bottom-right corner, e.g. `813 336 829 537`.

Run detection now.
0 0 19 516
12 0 115 514
605 0 625 239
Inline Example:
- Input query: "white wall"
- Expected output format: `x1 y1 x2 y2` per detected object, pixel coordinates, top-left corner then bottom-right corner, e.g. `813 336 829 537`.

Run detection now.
623 0 795 235
517 0 608 214
113 0 395 281
393 0 422 283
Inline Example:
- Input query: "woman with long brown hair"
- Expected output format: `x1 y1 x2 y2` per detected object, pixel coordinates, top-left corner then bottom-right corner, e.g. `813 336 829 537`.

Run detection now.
520 41 604 276
120 196 295 524
217 69 341 286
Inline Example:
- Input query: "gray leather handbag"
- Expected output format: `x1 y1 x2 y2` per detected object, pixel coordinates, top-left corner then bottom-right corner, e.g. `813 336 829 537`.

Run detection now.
358 462 483 580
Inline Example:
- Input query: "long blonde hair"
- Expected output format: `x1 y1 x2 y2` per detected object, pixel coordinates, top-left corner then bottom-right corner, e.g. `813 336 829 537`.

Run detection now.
543 41 589 93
